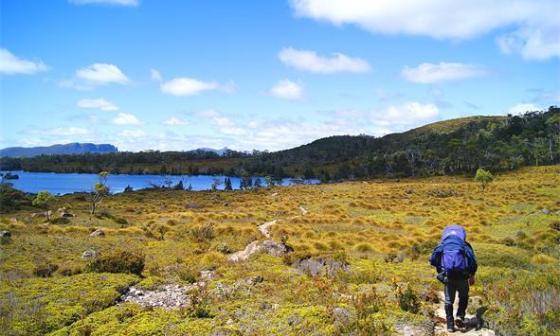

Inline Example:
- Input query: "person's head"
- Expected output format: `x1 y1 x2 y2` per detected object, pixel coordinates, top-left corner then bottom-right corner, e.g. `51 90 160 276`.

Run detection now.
442 224 466 242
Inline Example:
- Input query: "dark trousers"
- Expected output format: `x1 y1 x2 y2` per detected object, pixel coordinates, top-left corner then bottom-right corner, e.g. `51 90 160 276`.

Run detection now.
444 277 469 321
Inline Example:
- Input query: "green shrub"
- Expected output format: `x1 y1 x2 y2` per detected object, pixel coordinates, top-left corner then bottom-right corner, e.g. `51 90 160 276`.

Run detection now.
87 249 145 276
0 183 31 213
34 263 59 277
191 224 215 242
398 286 420 314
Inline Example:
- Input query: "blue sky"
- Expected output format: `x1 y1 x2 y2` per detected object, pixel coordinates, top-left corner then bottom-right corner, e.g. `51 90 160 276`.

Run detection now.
1 0 559 151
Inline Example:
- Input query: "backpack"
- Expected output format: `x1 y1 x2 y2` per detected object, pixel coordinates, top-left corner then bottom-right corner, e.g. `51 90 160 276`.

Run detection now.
430 225 472 280
441 244 468 276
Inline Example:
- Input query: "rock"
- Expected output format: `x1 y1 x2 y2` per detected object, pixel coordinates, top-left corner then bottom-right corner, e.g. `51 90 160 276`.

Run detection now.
332 307 355 328
121 284 194 309
287 314 302 326
258 220 277 238
293 257 350 278
394 321 434 336
31 210 52 218
245 275 264 285
0 230 11 238
299 206 308 215
228 240 292 263
261 240 293 257
90 229 105 237
82 249 97 259
542 208 550 214
200 269 216 281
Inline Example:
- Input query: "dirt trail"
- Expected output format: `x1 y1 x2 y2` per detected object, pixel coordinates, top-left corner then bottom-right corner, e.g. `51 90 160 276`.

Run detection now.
433 291 495 336
258 219 277 238
228 219 290 263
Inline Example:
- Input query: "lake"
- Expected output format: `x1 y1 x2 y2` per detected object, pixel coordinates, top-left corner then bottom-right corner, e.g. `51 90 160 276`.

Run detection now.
1 171 319 195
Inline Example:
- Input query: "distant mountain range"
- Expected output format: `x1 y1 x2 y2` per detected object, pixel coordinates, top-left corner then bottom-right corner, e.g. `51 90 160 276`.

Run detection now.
0 143 118 158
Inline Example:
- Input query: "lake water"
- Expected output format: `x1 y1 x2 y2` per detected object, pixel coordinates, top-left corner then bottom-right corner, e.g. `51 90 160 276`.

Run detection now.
1 171 319 195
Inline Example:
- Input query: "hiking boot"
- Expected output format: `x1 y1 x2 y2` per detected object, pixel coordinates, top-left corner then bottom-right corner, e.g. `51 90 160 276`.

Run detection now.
447 320 455 332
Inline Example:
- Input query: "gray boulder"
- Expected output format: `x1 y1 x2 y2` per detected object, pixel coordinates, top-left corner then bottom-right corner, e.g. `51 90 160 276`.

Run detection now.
293 257 350 278
90 229 105 237
332 307 355 328
82 249 97 259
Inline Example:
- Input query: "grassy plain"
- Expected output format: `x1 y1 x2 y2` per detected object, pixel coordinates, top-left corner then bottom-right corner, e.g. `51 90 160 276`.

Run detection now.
1 166 559 335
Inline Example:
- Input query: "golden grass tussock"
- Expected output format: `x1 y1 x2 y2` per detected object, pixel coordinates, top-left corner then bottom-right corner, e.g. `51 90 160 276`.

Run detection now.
0 166 559 336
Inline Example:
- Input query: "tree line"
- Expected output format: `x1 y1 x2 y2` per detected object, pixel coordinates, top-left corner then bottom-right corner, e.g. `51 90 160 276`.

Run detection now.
1 107 558 180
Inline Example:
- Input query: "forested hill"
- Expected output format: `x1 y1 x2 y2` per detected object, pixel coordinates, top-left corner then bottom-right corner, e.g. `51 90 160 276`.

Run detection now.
1 107 558 180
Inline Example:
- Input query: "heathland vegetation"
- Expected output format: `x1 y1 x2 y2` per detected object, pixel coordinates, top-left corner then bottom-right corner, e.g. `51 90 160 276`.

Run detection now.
0 165 558 335
1 108 559 180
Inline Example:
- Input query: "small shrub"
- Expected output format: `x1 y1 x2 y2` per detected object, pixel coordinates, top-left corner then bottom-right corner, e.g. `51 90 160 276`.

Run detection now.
549 221 560 232
87 249 145 276
397 286 420 314
191 224 215 242
34 263 59 277
177 267 198 283
215 242 232 254
353 287 384 319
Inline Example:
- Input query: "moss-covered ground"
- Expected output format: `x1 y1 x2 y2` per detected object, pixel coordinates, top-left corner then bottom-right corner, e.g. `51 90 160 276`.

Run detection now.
1 166 559 335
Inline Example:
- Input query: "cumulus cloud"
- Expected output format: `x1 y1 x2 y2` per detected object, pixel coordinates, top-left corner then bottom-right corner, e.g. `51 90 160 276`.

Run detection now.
160 77 219 96
507 103 543 115
0 48 48 75
402 62 486 84
69 0 138 6
199 110 247 135
77 98 118 111
278 47 370 74
76 63 129 85
162 116 188 126
150 68 162 81
112 112 140 125
268 79 303 100
372 102 439 126
290 0 560 60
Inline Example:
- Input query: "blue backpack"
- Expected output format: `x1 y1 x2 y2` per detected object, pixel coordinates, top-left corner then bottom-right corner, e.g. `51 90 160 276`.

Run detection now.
430 225 477 279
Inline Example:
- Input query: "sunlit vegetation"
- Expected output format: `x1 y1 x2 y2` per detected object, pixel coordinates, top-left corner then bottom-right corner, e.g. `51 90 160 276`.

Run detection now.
2 109 559 180
0 165 559 335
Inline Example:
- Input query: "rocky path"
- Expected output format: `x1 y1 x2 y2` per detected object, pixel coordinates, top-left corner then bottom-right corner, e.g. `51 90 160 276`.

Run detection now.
433 291 495 336
258 219 277 238
227 219 292 263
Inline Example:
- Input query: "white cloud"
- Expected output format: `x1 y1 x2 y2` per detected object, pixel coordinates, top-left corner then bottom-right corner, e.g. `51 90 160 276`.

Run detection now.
290 0 560 60
150 68 162 81
268 79 303 100
507 103 543 115
373 102 439 126
69 0 138 6
402 62 486 84
278 47 370 74
163 116 188 126
118 129 145 137
160 77 219 96
48 127 90 136
77 98 118 111
200 110 247 135
112 112 141 125
76 63 129 85
0 48 48 75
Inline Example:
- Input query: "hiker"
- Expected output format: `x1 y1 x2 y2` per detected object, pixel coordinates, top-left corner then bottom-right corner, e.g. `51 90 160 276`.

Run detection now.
430 225 477 333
